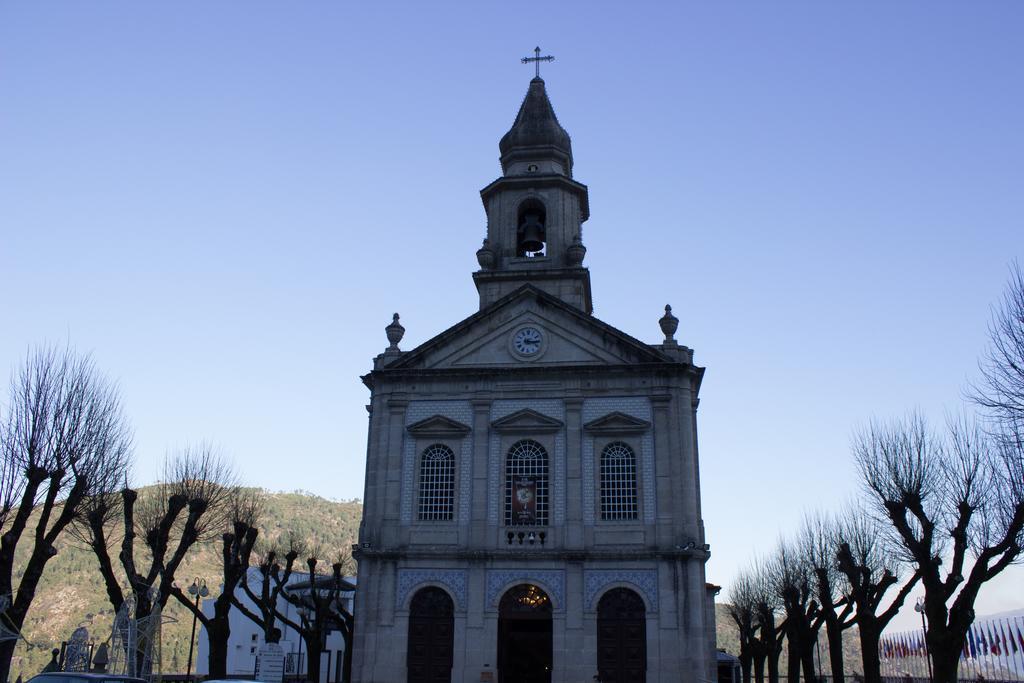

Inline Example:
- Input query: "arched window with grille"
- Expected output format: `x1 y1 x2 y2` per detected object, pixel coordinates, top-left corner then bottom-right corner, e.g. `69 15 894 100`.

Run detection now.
600 442 638 520
504 439 548 526
418 444 455 521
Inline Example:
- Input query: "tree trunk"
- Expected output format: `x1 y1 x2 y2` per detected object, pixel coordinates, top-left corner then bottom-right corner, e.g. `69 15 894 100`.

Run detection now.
341 627 353 683
824 617 846 683
768 642 781 683
2 535 63 681
0 638 17 683
204 591 236 679
0 558 24 682
857 623 882 683
754 654 766 683
930 647 958 683
134 597 154 678
207 617 230 680
787 633 802 683
304 634 321 683
740 652 753 683
801 642 817 683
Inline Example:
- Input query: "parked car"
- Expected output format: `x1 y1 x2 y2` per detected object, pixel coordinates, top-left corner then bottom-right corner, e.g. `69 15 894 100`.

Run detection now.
27 674 147 683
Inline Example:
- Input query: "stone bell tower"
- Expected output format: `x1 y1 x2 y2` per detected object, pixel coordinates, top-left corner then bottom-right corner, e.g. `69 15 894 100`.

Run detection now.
473 76 593 314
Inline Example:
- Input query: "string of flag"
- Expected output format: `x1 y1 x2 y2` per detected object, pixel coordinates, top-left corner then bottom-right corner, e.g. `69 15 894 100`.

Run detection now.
880 616 1024 681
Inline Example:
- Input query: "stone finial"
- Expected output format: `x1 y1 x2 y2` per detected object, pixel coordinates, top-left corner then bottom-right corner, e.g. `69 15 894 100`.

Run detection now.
566 235 587 267
385 313 405 351
476 238 495 270
659 305 679 342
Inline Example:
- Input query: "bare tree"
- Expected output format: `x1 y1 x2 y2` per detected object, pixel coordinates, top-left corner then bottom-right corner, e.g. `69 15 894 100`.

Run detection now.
171 488 265 678
231 541 356 683
833 503 919 683
0 346 132 682
770 539 820 683
283 549 355 683
728 569 759 683
854 414 1024 683
76 444 237 671
972 261 1024 433
799 511 855 683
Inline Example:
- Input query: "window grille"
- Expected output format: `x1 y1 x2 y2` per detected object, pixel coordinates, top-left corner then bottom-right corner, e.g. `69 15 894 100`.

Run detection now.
600 442 638 520
504 439 548 526
418 444 455 521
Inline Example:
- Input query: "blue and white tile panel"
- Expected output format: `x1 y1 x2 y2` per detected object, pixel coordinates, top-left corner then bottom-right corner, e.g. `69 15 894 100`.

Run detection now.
396 568 469 611
583 569 659 612
485 569 566 610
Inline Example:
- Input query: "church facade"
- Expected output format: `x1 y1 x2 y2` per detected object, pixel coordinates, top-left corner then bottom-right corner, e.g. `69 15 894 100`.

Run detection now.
352 72 716 683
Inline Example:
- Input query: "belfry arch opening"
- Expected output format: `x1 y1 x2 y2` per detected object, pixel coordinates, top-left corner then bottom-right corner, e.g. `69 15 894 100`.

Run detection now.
516 199 547 257
497 584 553 683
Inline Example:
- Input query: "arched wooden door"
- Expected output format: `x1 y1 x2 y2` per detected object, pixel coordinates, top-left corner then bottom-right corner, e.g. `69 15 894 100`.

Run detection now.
597 588 646 683
407 587 454 683
498 584 553 683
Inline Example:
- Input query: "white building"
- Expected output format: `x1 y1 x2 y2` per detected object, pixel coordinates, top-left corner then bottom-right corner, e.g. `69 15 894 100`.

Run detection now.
194 568 356 683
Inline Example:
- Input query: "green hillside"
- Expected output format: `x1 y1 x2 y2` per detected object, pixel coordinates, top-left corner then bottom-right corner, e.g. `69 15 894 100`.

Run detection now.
9 490 362 679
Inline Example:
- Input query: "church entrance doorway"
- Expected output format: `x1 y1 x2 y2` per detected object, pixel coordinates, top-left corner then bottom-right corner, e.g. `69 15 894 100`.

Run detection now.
407 587 454 683
497 584 553 683
596 588 646 683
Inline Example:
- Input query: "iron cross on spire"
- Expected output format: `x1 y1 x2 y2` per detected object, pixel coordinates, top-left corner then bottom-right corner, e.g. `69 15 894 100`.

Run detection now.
521 46 554 79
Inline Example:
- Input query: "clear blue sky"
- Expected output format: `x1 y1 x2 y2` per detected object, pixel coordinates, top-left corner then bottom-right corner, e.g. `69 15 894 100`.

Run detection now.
2 2 1021 628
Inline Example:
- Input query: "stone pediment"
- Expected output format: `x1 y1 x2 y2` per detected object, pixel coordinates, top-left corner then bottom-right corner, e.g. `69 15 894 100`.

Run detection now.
406 415 472 438
382 285 674 371
491 408 563 434
583 411 651 435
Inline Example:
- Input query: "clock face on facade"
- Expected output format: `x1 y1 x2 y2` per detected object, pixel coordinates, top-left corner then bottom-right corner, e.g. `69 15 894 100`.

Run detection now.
511 326 544 357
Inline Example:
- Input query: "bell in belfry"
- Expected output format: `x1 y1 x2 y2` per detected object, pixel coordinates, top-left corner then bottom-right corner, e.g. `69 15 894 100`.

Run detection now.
518 212 545 253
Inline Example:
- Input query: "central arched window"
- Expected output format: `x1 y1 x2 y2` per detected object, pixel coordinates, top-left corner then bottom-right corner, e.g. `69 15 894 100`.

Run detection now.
418 444 455 521
504 439 548 526
600 442 638 520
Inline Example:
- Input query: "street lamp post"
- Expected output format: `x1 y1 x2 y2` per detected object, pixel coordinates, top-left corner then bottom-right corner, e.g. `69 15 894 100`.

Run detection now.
186 578 210 682
915 597 933 683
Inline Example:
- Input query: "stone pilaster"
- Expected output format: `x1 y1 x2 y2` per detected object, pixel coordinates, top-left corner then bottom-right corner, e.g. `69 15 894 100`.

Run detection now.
471 397 492 548
564 397 584 549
